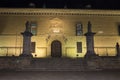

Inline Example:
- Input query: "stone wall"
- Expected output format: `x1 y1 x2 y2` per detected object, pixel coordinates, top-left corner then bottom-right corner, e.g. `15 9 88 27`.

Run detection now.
86 56 120 70
0 9 120 58
0 57 31 70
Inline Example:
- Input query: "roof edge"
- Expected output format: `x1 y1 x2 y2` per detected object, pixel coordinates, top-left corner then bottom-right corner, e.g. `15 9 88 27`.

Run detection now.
0 8 120 16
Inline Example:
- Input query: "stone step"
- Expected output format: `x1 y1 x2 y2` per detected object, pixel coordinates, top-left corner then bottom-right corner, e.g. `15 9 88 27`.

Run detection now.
21 58 88 71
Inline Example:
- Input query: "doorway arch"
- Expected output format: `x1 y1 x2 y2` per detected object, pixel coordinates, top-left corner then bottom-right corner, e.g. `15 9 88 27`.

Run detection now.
51 40 62 57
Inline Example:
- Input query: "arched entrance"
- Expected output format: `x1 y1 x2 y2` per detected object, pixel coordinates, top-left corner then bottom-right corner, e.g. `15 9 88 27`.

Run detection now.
51 40 62 57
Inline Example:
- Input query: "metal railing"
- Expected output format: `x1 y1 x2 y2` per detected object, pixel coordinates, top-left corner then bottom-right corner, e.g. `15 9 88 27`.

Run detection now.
94 47 116 56
0 47 22 56
0 47 117 57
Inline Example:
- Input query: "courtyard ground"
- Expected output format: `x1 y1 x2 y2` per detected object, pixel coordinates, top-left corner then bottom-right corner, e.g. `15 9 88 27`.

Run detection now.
0 70 120 80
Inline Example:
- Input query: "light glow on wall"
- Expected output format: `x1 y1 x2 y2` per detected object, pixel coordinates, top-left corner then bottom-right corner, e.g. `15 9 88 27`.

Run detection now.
53 28 60 33
98 31 103 34
33 47 47 58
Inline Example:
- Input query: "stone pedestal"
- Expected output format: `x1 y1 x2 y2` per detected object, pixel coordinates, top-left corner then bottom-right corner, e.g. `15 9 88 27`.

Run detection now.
84 21 97 58
20 21 33 57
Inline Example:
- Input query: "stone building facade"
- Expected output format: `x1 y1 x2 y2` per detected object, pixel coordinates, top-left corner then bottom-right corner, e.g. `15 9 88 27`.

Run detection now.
0 8 120 58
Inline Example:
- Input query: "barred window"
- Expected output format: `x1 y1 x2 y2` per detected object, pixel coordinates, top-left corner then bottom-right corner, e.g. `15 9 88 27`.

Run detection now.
118 25 120 36
31 42 36 53
76 23 83 36
30 21 37 35
77 42 82 53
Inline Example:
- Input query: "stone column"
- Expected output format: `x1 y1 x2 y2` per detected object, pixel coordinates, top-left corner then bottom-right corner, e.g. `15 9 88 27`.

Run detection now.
20 21 33 57
84 21 97 58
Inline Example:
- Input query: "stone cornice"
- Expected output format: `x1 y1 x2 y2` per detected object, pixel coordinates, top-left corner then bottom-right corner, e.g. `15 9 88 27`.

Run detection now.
0 8 120 16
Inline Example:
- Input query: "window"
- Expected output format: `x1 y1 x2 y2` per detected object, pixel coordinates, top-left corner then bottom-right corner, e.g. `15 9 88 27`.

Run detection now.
77 42 82 53
30 21 37 35
76 23 83 36
118 25 120 36
31 42 36 53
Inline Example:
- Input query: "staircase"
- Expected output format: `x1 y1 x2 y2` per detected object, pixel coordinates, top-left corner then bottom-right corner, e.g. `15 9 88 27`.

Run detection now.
21 58 88 71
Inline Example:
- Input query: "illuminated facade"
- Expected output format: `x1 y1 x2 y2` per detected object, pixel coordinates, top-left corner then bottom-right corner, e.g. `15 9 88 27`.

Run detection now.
0 8 120 58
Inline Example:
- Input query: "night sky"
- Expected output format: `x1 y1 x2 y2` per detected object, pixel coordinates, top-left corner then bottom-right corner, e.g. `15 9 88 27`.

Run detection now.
0 0 120 9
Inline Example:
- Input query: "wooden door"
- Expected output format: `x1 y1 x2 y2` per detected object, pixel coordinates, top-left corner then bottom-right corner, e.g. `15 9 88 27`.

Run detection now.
51 40 62 57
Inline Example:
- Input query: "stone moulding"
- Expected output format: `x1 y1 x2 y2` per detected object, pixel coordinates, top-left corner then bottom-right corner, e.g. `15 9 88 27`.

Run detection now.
0 8 120 16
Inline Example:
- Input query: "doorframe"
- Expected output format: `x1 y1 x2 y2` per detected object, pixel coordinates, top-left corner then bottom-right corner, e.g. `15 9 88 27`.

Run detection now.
51 40 62 57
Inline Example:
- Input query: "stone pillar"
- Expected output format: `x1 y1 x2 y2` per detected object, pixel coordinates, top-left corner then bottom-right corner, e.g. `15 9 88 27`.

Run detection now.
20 21 33 57
84 21 97 58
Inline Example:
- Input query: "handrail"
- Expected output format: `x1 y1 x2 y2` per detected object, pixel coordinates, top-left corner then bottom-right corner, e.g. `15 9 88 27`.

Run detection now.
0 47 22 56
